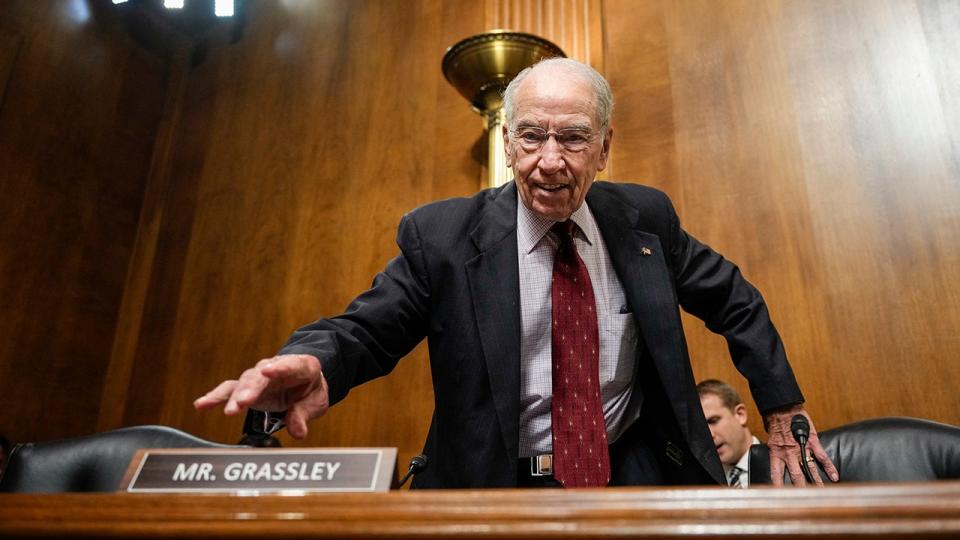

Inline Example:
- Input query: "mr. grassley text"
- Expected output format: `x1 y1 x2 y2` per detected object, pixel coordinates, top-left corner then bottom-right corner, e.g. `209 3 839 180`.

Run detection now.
172 461 342 482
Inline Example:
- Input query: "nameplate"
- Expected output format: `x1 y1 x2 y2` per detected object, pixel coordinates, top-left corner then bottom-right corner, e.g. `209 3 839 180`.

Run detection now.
122 448 397 493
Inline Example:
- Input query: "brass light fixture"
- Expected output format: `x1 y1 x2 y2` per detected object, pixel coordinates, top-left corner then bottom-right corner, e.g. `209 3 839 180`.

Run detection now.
442 30 565 189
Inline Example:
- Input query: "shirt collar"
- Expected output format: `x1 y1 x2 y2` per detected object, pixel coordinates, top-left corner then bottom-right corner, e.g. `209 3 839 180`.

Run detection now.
516 198 599 255
725 435 761 475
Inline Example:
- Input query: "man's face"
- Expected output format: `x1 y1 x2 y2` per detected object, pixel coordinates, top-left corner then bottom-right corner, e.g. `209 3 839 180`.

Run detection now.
503 68 612 221
700 393 752 467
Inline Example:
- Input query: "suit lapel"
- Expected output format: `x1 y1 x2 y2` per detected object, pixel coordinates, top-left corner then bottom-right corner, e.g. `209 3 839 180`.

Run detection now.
466 183 521 460
463 182 709 474
587 185 694 451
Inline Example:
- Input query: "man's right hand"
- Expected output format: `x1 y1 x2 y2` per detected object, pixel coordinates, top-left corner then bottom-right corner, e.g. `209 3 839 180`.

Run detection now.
193 354 330 439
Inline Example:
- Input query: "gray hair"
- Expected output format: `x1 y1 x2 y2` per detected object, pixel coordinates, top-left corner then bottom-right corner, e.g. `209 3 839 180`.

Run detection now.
502 57 614 130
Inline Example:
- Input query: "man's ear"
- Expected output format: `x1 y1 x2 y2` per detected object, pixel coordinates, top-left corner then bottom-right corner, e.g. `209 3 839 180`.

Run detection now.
502 124 513 167
596 126 613 171
734 403 749 427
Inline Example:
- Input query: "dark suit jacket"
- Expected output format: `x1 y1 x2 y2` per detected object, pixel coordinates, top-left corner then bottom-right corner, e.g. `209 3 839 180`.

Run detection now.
278 181 803 488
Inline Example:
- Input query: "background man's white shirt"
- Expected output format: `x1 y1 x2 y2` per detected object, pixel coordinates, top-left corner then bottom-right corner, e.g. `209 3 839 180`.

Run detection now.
727 435 761 488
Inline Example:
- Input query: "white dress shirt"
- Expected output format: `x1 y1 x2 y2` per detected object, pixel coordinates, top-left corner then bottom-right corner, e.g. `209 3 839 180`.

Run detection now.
726 435 761 488
516 200 641 457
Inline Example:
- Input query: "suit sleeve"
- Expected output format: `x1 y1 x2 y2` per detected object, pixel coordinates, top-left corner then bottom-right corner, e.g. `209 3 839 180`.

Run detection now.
663 197 803 413
276 213 431 405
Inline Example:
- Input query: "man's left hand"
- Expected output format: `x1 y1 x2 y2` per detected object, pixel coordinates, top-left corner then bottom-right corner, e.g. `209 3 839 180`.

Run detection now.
763 404 839 486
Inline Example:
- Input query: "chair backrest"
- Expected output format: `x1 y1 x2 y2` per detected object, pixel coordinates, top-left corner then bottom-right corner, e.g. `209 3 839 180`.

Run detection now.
749 416 960 485
0 425 239 493
820 417 960 482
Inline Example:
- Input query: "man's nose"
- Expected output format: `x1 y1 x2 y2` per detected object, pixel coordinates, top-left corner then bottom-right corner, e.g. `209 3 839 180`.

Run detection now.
537 137 566 173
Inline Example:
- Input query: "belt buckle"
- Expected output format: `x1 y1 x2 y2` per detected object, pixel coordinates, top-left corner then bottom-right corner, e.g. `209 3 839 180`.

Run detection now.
530 454 553 477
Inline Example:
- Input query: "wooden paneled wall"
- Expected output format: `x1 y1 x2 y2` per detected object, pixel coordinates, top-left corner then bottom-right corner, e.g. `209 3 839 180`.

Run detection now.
99 0 488 468
606 0 960 437
1 0 957 467
0 1 169 443
484 0 604 69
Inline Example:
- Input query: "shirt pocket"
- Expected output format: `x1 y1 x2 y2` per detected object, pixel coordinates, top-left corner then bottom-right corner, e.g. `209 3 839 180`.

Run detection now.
600 311 639 387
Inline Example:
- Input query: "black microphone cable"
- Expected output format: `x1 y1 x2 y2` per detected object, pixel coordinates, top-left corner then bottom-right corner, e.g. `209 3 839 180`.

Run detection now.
790 414 815 484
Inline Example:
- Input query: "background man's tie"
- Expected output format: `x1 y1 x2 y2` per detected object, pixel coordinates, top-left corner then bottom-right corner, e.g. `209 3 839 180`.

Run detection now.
551 220 610 487
728 466 744 488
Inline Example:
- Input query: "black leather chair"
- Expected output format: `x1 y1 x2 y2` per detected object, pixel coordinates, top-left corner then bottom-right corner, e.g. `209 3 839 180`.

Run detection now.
0 425 239 493
749 417 960 485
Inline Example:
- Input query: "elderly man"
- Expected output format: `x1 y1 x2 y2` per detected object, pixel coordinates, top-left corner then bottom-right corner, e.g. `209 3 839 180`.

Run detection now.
196 58 837 488
697 379 761 488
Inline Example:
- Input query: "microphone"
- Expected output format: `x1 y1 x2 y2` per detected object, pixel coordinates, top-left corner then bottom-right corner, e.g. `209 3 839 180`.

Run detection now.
790 414 809 446
397 454 429 488
790 414 815 484
238 409 285 447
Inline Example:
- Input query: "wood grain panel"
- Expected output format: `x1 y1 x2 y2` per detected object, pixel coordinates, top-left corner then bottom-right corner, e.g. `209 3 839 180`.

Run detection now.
777 0 960 425
605 0 960 436
603 0 677 193
485 0 604 70
105 0 487 473
0 31 19 104
0 1 167 444
98 35 192 433
4 483 960 538
665 0 834 435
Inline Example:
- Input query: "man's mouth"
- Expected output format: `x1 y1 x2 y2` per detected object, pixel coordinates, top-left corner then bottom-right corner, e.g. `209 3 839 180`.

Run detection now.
535 182 568 192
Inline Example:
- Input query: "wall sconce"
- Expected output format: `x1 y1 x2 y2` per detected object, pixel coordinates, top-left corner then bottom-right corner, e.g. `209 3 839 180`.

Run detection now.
442 30 565 190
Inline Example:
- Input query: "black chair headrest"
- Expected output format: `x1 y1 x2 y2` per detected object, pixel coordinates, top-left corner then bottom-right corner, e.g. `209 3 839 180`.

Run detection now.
0 425 238 493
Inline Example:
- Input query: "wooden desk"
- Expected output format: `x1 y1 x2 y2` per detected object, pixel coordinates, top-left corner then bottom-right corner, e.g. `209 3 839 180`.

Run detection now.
3 482 959 539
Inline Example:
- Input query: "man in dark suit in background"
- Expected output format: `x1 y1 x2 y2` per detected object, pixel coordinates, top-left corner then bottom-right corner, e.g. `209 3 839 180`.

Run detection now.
698 379 761 488
195 58 838 488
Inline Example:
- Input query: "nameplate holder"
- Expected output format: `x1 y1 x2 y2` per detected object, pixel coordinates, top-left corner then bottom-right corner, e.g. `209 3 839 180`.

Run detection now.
121 448 397 493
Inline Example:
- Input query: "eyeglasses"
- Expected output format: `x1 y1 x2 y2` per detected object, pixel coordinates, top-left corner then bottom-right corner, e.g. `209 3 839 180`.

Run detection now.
510 126 598 153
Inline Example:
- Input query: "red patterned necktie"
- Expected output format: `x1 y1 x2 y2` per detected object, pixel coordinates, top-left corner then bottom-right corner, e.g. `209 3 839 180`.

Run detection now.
550 220 610 487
